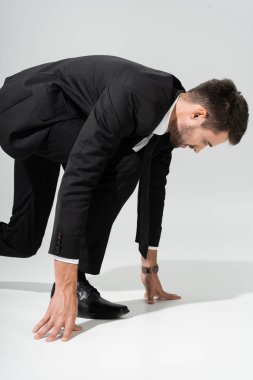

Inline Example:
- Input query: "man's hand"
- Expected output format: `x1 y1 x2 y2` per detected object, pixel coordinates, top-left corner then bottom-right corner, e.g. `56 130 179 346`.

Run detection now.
32 286 81 342
141 249 181 304
32 259 82 342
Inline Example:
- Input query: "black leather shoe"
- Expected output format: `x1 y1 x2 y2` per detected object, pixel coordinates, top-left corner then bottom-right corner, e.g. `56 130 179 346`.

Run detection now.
50 280 130 319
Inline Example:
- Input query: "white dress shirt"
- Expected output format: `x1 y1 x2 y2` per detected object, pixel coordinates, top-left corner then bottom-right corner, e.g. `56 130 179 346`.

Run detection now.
53 93 182 264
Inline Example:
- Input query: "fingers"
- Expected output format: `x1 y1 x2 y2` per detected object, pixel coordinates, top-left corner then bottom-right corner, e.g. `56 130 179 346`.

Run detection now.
32 290 81 343
143 290 155 304
32 313 50 334
34 320 83 342
149 273 181 301
61 318 78 342
158 291 181 300
146 287 154 304
73 324 83 331
141 272 181 304
146 296 154 304
34 320 55 340
142 273 155 304
45 324 63 342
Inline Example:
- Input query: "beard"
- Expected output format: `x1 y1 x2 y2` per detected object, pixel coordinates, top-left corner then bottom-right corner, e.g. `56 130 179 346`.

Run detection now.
169 123 195 148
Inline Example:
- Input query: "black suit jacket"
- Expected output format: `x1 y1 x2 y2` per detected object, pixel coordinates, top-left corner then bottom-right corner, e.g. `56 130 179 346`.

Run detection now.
0 55 185 259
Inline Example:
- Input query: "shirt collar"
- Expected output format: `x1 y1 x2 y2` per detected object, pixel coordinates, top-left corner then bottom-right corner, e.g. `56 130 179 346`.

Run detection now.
153 92 183 135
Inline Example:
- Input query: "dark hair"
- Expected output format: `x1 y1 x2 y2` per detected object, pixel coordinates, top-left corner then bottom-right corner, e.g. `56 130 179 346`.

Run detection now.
187 79 249 145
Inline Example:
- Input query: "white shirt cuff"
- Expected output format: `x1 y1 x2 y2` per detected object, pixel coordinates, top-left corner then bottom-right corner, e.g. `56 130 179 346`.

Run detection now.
53 255 79 264
148 246 158 250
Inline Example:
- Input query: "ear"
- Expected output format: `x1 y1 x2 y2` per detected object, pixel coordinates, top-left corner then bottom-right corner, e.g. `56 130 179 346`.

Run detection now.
191 105 208 119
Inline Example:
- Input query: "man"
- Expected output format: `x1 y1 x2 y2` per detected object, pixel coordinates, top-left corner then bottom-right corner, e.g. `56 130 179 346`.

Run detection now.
0 55 249 343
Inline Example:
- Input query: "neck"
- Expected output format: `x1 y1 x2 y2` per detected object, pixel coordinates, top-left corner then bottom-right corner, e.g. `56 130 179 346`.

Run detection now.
167 103 177 132
167 93 185 132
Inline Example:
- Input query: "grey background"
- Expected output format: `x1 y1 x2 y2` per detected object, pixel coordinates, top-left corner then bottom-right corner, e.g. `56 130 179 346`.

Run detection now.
0 1 253 379
0 0 252 280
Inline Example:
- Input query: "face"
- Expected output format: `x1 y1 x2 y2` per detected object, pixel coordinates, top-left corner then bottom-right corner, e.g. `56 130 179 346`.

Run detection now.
168 94 229 153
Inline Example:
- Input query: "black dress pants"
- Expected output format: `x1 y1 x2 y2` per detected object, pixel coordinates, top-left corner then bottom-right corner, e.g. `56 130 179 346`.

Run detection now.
0 118 142 274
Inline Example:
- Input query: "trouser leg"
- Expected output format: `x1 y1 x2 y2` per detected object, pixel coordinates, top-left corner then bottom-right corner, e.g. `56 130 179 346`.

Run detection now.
0 117 84 259
0 155 60 257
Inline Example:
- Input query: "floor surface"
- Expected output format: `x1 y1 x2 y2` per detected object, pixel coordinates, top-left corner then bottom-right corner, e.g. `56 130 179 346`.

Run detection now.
1 255 253 380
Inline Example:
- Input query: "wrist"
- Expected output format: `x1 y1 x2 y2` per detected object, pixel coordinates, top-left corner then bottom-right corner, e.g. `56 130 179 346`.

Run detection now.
141 249 157 267
54 259 78 290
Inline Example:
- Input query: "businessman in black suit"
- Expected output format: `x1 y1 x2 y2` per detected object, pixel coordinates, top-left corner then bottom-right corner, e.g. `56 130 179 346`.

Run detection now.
0 55 248 342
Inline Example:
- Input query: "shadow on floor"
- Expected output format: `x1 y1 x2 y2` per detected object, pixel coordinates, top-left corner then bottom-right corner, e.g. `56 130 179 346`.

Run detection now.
0 258 252 308
1 259 253 339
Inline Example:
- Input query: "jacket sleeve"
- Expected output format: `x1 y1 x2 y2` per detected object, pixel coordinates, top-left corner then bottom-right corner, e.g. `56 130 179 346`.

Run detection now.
48 85 139 260
148 146 172 247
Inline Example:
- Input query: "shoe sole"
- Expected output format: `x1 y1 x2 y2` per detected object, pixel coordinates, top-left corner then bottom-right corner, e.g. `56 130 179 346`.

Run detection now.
77 308 130 319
